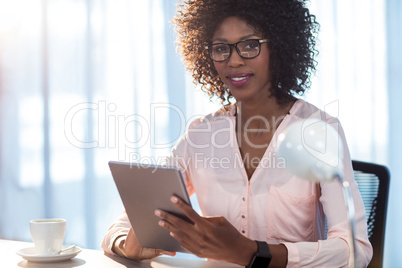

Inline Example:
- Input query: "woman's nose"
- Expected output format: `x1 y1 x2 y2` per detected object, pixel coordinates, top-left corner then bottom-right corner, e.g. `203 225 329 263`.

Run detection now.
227 48 245 67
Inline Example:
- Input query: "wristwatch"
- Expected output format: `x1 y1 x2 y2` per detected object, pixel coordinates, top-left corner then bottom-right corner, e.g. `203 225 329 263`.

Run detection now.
246 241 272 268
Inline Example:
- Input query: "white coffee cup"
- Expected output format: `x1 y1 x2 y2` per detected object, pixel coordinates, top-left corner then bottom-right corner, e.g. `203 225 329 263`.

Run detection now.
29 218 66 255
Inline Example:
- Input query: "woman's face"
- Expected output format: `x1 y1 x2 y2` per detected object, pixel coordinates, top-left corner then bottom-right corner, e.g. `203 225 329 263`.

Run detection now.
212 16 271 103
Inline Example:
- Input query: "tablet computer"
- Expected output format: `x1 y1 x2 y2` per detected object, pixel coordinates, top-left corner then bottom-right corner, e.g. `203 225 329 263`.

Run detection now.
108 161 192 253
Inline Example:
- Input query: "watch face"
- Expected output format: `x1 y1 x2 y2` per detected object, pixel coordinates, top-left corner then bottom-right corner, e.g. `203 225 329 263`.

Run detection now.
252 256 271 268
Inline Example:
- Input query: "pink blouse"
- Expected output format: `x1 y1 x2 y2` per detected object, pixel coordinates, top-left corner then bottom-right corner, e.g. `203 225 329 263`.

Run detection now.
102 99 373 267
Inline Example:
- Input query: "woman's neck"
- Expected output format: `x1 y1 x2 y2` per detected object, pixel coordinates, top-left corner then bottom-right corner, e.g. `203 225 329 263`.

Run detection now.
235 97 293 133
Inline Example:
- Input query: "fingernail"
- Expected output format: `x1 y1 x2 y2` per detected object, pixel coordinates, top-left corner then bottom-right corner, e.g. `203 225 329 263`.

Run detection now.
171 196 179 203
155 210 161 216
158 220 165 227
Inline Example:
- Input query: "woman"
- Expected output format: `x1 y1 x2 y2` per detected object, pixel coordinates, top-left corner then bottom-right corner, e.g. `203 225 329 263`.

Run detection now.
102 0 373 267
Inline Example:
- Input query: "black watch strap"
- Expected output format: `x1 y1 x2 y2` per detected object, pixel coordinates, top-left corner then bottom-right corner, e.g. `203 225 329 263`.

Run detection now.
246 241 272 268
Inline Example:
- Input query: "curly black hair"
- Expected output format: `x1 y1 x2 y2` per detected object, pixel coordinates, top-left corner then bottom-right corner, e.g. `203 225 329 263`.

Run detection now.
173 0 319 107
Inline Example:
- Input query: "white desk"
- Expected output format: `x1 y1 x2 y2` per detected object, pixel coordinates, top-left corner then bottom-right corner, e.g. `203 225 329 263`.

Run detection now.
0 239 241 268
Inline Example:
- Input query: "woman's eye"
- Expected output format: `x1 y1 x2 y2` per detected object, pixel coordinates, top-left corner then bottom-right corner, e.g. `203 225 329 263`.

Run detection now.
213 45 229 53
244 42 258 50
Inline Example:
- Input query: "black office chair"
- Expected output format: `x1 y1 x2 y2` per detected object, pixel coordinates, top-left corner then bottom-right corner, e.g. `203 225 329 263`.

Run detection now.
352 160 390 268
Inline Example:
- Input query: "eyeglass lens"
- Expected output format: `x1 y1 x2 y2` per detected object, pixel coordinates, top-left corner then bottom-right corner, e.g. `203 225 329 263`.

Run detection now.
210 40 260 61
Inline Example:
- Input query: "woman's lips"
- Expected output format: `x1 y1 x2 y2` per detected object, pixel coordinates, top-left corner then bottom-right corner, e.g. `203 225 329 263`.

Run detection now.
227 73 252 87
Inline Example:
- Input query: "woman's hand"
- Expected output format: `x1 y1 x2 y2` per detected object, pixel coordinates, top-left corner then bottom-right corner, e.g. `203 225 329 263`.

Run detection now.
155 196 257 265
112 227 176 260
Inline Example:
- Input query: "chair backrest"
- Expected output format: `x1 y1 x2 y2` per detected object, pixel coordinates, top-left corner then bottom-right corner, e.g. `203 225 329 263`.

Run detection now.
352 160 390 268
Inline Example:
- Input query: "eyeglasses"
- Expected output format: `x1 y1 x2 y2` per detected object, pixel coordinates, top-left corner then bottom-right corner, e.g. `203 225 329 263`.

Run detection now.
205 39 268 62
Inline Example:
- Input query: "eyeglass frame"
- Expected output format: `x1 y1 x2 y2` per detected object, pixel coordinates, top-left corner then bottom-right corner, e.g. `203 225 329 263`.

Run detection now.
205 39 269 62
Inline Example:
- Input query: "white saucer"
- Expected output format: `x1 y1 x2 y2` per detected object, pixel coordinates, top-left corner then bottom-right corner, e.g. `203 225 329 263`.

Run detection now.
16 245 82 262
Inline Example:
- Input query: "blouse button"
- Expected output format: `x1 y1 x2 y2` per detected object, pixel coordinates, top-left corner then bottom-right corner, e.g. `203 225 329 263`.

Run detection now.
242 215 246 219
241 230 246 234
242 197 246 201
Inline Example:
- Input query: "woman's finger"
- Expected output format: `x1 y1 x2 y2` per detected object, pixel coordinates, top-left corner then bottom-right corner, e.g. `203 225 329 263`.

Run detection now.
170 196 203 225
160 250 177 256
154 209 186 228
157 217 187 239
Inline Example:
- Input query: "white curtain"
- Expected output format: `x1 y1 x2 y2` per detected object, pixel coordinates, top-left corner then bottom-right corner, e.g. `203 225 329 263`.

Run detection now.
308 0 388 164
0 0 218 251
0 0 400 265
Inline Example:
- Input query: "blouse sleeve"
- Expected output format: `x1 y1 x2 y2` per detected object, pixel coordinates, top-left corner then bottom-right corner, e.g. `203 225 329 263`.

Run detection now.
166 130 195 197
100 212 130 255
